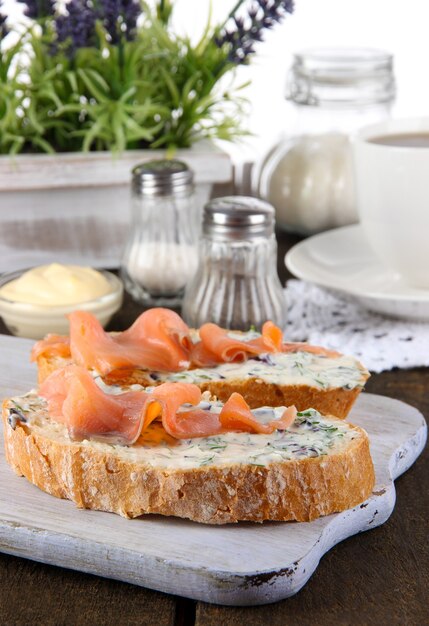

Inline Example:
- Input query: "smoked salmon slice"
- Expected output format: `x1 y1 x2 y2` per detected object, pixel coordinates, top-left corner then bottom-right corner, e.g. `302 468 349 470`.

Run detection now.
219 393 297 434
39 367 297 443
69 308 192 374
40 366 149 443
191 321 284 367
248 321 284 352
282 343 341 358
191 321 338 365
32 309 341 379
39 366 202 444
31 334 71 361
145 382 222 439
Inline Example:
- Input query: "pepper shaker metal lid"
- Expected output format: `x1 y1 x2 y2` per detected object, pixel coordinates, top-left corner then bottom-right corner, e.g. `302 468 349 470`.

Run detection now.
203 196 275 239
132 159 194 196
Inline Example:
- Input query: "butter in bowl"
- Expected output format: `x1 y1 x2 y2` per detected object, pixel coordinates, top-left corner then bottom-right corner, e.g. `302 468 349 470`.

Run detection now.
0 263 123 339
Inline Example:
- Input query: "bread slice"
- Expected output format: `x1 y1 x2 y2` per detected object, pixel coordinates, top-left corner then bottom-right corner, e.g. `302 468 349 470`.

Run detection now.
36 349 369 420
2 393 375 524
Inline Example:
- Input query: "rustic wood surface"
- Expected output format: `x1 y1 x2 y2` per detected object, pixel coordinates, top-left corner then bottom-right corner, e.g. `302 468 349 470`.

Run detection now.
0 231 428 625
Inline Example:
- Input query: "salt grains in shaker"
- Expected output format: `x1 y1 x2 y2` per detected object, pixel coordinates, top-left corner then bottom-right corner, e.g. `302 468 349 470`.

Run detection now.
182 196 286 331
120 160 199 307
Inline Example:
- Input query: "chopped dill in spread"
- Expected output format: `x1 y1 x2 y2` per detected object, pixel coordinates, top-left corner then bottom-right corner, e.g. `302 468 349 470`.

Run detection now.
8 393 359 471
154 351 367 390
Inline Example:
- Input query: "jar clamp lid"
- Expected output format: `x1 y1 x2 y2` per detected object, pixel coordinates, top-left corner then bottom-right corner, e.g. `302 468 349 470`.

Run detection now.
287 47 396 107
203 196 275 239
132 159 194 196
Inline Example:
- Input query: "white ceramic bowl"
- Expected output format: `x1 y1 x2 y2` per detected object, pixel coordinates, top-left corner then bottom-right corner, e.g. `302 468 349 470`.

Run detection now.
0 269 123 339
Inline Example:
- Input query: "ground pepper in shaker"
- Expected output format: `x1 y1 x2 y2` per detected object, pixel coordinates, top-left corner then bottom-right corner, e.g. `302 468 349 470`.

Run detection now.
182 196 286 330
120 160 199 307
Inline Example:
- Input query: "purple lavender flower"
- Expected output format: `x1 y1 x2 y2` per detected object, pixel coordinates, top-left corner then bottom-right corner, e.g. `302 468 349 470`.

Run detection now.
17 0 56 19
0 1 7 39
52 0 142 57
216 0 294 65
55 0 97 55
96 0 142 44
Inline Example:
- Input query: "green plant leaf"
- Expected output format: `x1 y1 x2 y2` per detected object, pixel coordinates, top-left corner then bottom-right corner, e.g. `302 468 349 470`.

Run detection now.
66 71 79 93
159 67 180 107
0 6 248 154
77 69 109 103
29 136 55 154
82 115 109 152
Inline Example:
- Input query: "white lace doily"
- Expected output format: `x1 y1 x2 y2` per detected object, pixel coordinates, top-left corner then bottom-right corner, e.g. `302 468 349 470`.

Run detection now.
285 280 429 373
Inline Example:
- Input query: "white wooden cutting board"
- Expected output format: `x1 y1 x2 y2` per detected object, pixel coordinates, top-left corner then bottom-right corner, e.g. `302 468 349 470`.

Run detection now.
0 335 426 606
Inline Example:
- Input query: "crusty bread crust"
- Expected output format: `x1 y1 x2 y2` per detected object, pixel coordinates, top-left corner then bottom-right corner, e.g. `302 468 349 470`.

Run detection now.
37 355 365 420
2 401 375 524
37 354 72 384
107 373 362 420
182 379 361 420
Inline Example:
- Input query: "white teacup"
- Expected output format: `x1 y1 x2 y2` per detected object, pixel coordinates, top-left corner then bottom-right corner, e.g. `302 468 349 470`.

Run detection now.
354 117 429 289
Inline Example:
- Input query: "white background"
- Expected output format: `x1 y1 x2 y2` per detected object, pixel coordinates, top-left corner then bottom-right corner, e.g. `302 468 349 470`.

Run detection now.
4 0 429 163
175 0 429 162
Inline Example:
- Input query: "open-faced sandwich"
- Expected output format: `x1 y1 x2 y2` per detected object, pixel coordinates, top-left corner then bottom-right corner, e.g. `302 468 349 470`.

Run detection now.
31 308 370 419
2 308 374 524
2 366 374 524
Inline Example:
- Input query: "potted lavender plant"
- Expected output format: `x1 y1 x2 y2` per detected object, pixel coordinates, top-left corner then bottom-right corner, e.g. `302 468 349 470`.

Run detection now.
0 0 294 269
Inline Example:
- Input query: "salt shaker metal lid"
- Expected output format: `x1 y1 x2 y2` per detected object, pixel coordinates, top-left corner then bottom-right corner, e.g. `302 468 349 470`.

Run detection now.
203 196 275 239
132 159 194 196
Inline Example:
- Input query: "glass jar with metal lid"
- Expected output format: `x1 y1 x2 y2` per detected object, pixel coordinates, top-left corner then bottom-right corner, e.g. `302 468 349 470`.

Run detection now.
182 196 286 330
256 48 396 234
120 159 199 307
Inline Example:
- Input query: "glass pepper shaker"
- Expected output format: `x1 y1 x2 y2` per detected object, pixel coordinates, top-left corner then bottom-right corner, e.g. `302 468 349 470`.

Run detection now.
182 196 286 331
120 159 200 307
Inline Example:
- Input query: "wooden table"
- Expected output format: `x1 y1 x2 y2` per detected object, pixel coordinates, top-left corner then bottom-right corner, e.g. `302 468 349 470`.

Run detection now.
0 232 428 626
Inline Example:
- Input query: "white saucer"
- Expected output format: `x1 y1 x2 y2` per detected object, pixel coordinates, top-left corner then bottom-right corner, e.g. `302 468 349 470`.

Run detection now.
285 224 429 321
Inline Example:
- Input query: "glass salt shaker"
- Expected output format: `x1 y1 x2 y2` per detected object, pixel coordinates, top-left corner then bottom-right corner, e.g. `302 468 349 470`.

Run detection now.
256 48 396 235
182 196 286 331
120 160 200 307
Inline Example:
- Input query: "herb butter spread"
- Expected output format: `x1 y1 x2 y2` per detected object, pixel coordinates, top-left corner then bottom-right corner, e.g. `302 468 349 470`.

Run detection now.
8 394 359 471
149 351 367 391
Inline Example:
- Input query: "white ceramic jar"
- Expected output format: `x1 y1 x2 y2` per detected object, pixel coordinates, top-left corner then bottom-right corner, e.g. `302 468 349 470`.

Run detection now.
256 48 396 235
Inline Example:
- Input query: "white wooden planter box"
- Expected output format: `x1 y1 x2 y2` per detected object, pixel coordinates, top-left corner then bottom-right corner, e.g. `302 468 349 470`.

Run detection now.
0 141 232 272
